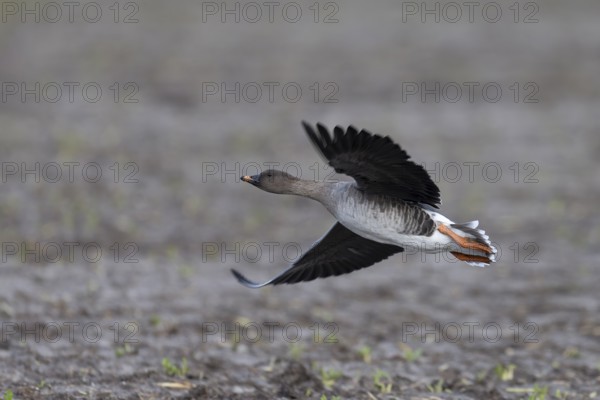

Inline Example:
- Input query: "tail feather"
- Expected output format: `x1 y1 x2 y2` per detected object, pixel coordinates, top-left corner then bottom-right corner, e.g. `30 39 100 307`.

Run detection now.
450 221 496 267
459 220 479 229
451 251 492 267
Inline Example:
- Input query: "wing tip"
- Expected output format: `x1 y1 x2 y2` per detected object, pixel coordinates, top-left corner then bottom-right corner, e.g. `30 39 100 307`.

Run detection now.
302 120 318 140
230 268 269 289
301 121 329 131
301 120 312 130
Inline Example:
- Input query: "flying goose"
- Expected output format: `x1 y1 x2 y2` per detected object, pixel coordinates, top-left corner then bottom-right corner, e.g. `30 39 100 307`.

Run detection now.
232 122 496 288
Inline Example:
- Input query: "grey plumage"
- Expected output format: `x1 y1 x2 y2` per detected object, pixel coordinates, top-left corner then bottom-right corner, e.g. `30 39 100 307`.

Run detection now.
333 184 436 237
232 122 495 287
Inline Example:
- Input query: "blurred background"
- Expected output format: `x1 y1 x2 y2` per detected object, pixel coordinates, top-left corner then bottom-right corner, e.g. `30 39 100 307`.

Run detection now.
0 0 599 398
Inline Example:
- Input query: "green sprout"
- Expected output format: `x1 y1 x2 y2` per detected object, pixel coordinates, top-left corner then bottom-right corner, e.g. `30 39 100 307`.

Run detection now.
319 368 343 389
357 345 372 364
288 342 304 360
115 343 135 357
402 346 422 362
528 385 548 400
373 369 392 393
162 357 189 377
494 363 516 381
426 379 446 393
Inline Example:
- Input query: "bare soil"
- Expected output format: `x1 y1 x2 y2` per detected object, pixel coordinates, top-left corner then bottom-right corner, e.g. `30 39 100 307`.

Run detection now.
0 0 599 398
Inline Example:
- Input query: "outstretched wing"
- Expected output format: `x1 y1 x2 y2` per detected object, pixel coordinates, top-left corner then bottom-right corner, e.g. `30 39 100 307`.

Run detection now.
231 223 403 288
303 121 441 208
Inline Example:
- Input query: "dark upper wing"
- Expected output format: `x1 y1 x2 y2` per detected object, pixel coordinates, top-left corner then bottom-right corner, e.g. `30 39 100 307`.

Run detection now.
302 121 441 208
231 223 403 288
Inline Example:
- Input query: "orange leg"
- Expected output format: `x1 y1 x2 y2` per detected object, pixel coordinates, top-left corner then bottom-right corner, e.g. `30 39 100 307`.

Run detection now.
438 224 493 254
450 251 491 264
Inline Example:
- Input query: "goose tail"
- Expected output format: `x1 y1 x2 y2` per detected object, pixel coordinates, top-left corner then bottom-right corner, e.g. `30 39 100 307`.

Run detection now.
448 221 497 267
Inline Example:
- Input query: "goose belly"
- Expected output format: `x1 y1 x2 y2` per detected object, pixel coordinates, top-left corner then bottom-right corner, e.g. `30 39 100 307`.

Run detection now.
332 197 449 252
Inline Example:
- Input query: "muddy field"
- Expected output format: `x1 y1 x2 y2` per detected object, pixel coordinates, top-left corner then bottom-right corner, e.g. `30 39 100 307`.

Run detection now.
0 0 599 398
